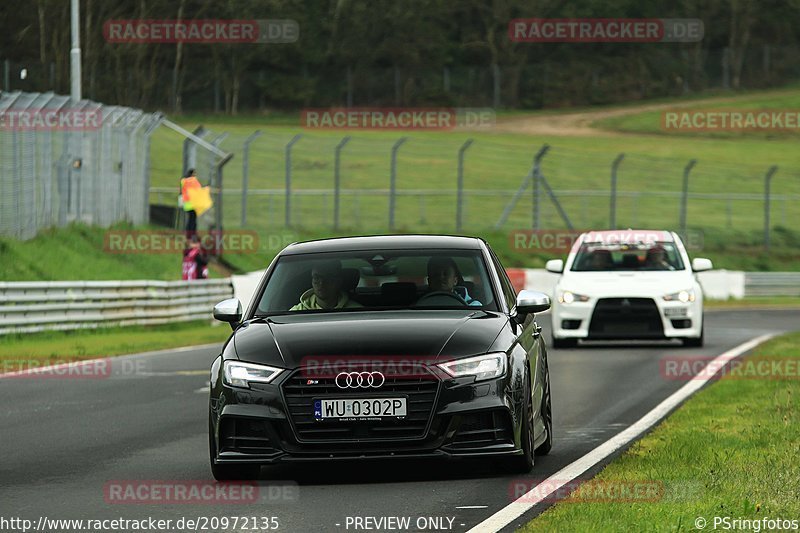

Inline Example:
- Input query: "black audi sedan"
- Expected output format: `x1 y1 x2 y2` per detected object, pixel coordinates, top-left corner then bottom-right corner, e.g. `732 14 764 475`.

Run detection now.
208 235 553 479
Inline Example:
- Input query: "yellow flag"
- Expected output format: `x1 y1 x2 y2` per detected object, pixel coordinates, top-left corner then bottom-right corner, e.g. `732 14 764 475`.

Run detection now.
187 186 213 216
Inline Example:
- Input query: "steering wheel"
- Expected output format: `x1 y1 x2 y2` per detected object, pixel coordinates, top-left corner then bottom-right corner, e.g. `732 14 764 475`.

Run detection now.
415 291 468 307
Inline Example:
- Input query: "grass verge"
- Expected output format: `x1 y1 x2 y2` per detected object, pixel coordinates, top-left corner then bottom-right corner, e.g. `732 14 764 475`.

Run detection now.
0 320 230 372
3 224 800 282
706 297 800 309
521 332 800 532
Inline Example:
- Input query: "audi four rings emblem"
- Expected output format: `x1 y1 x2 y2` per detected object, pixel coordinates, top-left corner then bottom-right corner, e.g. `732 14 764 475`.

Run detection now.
335 371 385 389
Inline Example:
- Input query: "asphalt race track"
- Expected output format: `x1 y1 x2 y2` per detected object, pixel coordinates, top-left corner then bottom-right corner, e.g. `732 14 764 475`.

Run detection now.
1 309 797 533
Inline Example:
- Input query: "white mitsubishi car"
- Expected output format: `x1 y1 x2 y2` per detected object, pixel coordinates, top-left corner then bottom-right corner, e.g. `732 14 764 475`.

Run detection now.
547 230 712 348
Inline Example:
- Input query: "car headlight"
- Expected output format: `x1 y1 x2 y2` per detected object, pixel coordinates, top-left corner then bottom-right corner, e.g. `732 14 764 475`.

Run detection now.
223 360 284 388
558 290 590 304
437 353 506 381
663 289 696 303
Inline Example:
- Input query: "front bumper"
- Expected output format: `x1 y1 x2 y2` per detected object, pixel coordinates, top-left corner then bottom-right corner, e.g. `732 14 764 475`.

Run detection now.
210 370 521 465
552 297 703 340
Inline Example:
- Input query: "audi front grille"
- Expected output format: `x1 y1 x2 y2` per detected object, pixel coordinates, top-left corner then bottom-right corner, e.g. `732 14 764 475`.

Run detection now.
281 368 440 442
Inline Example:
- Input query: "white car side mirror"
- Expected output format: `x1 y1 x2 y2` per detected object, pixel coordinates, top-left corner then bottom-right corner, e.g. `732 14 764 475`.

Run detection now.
692 258 713 272
545 259 564 274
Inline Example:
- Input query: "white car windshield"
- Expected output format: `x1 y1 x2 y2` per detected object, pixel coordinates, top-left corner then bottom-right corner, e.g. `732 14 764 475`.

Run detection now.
570 242 685 272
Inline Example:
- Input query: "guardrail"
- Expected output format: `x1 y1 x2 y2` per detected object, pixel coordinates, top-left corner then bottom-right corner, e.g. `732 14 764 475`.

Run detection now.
0 279 233 335
0 270 796 336
744 272 800 297
508 269 798 301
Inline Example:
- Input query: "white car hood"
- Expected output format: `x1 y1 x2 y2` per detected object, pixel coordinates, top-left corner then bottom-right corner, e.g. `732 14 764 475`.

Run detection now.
557 271 695 299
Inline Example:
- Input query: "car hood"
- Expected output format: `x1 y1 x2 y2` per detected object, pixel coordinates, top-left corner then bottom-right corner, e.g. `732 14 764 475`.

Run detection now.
558 271 695 298
232 310 508 368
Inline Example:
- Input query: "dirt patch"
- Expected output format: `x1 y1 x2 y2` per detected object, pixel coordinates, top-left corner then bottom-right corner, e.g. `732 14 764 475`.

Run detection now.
491 91 796 137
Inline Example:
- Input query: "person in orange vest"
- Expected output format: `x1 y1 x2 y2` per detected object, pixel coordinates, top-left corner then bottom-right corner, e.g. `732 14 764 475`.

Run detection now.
179 169 202 238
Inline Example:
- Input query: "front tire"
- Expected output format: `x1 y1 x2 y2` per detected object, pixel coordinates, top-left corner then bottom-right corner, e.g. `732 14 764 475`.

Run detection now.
552 336 577 349
509 378 535 473
682 320 704 348
535 378 553 456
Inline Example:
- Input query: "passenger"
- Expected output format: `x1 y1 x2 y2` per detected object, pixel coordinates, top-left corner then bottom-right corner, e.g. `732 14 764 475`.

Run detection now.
426 257 482 306
587 249 613 270
644 246 674 270
290 260 362 310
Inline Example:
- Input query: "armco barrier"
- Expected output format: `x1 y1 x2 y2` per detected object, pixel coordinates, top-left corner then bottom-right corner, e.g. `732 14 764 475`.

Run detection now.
744 272 800 296
506 268 794 300
0 279 233 335
0 269 794 336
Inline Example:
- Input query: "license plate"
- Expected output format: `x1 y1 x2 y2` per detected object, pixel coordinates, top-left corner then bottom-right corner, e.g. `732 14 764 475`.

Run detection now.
664 307 688 318
314 398 407 420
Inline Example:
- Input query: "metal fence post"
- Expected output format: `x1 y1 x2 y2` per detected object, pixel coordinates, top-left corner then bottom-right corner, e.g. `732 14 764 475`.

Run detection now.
494 144 548 230
764 165 778 251
334 136 351 230
210 133 228 232
241 130 262 227
388 137 407 231
532 144 550 229
456 139 474 232
142 116 162 225
679 159 697 234
610 153 624 229
183 125 207 177
285 134 303 228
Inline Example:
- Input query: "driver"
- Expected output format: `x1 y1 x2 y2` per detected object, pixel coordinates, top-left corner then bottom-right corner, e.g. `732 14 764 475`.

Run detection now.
290 260 362 310
644 246 675 271
426 257 482 306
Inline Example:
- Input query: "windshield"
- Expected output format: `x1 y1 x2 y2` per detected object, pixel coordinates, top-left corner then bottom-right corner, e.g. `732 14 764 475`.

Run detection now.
255 249 498 314
570 241 685 272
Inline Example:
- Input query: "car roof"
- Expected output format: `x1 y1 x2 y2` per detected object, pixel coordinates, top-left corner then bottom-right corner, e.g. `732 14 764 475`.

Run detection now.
280 234 485 255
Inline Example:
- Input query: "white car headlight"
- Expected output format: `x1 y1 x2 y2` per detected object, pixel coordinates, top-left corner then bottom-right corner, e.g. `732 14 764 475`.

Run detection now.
223 360 284 388
558 290 590 304
437 353 506 381
663 289 696 303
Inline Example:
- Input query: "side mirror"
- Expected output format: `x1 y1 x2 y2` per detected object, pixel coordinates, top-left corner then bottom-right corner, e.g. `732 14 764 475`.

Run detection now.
213 298 243 329
516 290 551 315
545 259 564 274
692 258 713 272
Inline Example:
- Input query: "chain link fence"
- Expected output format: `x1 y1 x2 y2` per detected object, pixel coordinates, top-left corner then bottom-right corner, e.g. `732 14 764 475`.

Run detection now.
149 129 800 248
0 91 161 240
